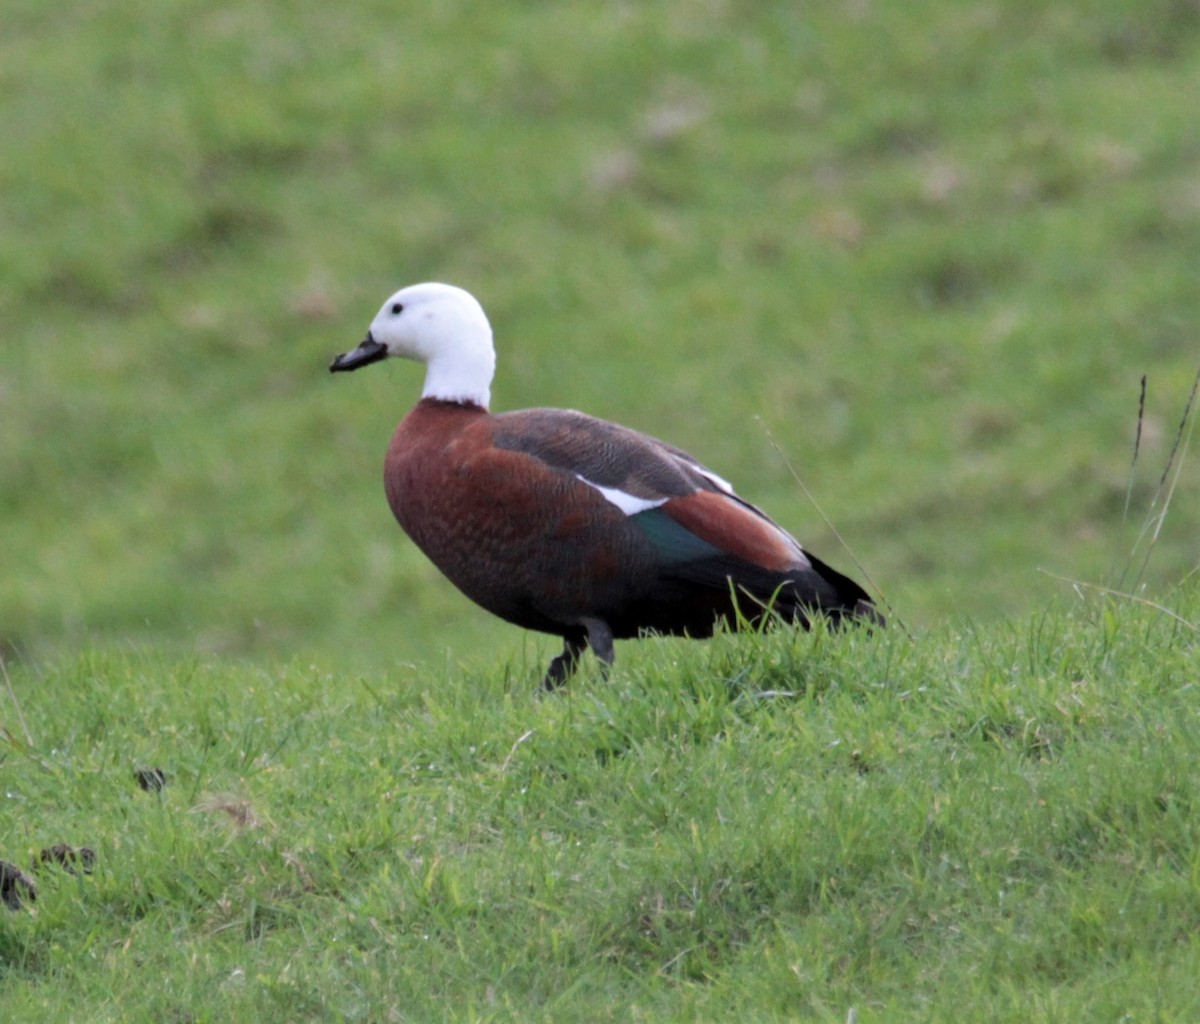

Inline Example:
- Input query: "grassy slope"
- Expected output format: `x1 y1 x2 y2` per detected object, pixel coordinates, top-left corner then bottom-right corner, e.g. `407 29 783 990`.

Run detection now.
4 3 1200 1015
2 594 1199 1021
2 0 1199 671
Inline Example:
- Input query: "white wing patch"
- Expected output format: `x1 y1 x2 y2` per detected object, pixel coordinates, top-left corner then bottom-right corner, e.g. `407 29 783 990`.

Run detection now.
576 476 669 517
689 463 735 494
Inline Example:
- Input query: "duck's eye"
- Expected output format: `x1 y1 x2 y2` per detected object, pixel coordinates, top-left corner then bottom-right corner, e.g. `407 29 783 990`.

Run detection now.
391 302 404 315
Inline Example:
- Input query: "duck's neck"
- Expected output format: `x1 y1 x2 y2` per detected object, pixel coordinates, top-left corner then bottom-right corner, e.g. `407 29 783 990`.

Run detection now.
420 348 494 410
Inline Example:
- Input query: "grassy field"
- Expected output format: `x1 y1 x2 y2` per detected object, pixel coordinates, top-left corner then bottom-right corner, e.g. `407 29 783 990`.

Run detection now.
4 0 1200 1019
3 0 1199 671
3 594 1200 1021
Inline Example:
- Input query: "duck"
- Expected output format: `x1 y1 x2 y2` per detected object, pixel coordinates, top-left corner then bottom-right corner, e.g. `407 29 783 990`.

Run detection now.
330 282 881 687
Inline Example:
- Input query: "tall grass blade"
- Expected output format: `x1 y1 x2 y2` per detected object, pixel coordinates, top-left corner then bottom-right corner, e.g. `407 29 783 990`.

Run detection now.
1131 367 1200 591
1113 375 1147 589
0 652 32 747
1121 375 1146 526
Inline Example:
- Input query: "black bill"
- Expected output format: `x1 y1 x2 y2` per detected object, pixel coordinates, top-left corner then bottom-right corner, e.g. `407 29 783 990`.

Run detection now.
329 333 387 373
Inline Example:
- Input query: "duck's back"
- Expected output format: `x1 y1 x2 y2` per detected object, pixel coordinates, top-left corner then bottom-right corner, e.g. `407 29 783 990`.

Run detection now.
383 399 878 642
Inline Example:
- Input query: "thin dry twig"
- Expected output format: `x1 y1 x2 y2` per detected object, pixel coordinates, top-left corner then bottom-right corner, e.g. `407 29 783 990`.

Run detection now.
0 653 32 747
1120 374 1147 529
758 419 905 634
1038 569 1199 634
1131 367 1200 591
500 729 534 773
1114 375 1146 589
191 793 262 830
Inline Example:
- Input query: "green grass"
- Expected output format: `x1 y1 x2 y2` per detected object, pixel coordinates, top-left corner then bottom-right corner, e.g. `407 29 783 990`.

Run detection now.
3 0 1200 669
3 593 1200 1020
4 2 1200 1018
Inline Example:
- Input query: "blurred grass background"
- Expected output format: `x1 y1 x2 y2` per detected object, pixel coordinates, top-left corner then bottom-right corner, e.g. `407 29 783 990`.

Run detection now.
3 0 1199 673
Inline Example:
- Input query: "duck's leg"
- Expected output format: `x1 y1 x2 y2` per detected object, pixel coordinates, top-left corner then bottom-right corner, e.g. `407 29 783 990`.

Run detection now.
543 634 587 690
581 618 614 679
541 619 615 690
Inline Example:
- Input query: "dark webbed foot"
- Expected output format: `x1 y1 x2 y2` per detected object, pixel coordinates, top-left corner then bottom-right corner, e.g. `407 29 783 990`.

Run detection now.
543 635 587 690
540 619 615 690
